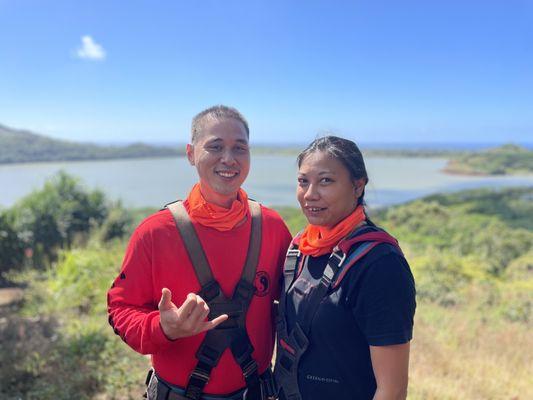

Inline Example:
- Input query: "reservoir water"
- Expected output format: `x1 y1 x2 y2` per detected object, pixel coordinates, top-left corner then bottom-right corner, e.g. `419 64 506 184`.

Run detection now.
1 155 532 209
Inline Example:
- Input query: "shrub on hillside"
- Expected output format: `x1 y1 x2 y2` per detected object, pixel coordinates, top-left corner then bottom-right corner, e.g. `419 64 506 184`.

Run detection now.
7 172 133 272
4 241 148 399
495 280 532 323
464 221 532 276
409 248 474 306
12 171 108 268
24 239 125 317
0 315 146 400
0 210 25 279
98 203 134 242
505 251 533 281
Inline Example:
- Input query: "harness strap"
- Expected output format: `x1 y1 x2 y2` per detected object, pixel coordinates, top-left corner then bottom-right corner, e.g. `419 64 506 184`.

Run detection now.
338 231 402 255
167 201 214 286
241 201 262 284
332 241 381 289
283 247 301 294
166 200 263 400
298 243 371 334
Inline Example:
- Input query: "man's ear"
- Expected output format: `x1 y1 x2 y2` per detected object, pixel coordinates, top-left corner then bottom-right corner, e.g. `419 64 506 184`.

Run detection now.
186 144 195 166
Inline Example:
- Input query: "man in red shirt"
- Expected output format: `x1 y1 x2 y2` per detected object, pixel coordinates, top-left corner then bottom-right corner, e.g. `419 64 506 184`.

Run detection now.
107 105 292 400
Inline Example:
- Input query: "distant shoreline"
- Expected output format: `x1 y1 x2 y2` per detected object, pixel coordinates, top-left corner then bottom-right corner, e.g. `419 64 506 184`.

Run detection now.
0 153 182 166
2 123 531 176
2 150 531 177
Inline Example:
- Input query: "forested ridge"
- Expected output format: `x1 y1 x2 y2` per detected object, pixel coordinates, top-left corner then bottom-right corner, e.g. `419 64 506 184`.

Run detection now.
0 123 182 164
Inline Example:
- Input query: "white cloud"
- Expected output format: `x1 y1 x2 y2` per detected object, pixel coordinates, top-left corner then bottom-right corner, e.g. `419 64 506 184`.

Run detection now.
75 35 106 61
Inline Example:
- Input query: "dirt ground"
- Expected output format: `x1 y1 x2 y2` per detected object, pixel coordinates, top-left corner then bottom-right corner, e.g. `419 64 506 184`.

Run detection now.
0 288 24 308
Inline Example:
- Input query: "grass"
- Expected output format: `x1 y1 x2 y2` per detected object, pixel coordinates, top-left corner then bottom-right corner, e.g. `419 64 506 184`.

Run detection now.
409 302 533 399
2 187 532 399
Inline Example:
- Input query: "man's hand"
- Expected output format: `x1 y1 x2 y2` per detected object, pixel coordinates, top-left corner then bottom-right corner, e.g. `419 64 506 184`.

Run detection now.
158 288 228 340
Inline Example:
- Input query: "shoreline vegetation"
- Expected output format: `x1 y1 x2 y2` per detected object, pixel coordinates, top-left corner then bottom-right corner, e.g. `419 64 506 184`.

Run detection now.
2 123 532 176
0 172 531 399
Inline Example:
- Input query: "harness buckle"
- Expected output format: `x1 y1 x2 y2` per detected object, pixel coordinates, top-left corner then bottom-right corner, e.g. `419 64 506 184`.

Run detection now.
329 250 347 268
196 344 223 367
284 248 301 275
286 248 301 258
190 367 211 383
242 359 258 378
234 280 256 302
330 247 346 265
200 281 221 302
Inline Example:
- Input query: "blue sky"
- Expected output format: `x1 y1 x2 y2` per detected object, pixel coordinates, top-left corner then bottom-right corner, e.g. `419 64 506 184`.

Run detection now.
1 0 532 145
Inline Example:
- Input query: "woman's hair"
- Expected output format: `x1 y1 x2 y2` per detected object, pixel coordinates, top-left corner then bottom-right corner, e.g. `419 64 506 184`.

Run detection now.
297 135 369 205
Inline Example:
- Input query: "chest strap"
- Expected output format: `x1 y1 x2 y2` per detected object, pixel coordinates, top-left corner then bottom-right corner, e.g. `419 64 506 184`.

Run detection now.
281 226 402 344
167 200 263 400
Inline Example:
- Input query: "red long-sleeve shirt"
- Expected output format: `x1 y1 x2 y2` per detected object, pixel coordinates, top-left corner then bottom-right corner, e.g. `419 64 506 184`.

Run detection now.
107 203 292 395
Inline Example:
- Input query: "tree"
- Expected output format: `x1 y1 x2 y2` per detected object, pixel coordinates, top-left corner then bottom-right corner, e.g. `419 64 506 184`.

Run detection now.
13 172 108 268
0 210 25 278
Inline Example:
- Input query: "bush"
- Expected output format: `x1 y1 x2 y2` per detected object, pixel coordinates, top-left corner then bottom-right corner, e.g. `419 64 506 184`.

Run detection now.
1 241 149 399
409 248 473 306
0 210 25 278
496 280 533 323
98 203 134 242
0 316 147 400
12 172 108 268
504 251 533 281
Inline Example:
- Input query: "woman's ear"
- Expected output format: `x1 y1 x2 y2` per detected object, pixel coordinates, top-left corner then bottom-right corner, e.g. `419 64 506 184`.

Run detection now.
353 178 366 199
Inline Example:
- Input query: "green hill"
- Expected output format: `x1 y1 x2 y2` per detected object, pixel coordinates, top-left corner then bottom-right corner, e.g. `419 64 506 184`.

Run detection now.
0 123 183 164
445 144 533 175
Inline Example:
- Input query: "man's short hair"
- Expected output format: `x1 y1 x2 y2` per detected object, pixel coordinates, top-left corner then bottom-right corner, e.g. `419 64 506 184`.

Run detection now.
191 105 250 143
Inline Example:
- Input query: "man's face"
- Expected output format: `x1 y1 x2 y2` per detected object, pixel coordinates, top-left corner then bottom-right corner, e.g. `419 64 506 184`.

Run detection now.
186 117 250 198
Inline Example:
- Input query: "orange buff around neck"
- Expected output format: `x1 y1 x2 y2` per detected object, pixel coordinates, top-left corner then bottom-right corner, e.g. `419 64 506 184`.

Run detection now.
298 206 366 257
185 183 249 231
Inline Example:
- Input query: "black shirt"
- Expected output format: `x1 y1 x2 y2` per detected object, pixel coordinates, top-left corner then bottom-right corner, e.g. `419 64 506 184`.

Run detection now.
282 242 416 400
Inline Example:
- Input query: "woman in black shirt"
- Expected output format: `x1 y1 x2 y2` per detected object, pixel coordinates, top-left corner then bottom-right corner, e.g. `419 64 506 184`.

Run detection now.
274 136 416 400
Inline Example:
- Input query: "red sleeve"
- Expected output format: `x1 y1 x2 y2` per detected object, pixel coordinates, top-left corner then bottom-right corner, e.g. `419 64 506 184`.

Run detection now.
107 228 173 355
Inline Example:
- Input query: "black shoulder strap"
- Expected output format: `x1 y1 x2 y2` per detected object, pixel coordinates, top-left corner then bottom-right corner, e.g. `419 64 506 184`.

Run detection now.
167 201 214 286
298 247 346 335
241 200 262 284
278 235 303 324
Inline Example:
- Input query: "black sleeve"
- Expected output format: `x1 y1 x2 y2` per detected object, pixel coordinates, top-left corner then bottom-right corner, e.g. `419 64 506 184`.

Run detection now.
351 252 416 346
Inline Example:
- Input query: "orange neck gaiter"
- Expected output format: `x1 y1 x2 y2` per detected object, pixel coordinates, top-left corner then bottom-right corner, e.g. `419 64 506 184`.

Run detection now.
299 206 366 257
185 183 249 231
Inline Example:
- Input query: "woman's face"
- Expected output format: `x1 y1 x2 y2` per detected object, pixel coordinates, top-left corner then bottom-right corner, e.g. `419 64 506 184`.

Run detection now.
297 151 365 228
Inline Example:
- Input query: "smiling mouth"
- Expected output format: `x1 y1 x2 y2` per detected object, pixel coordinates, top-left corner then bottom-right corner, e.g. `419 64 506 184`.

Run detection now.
306 206 326 212
216 171 239 179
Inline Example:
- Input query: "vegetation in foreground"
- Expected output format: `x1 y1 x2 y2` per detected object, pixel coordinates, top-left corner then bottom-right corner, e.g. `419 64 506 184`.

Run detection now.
0 174 532 399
